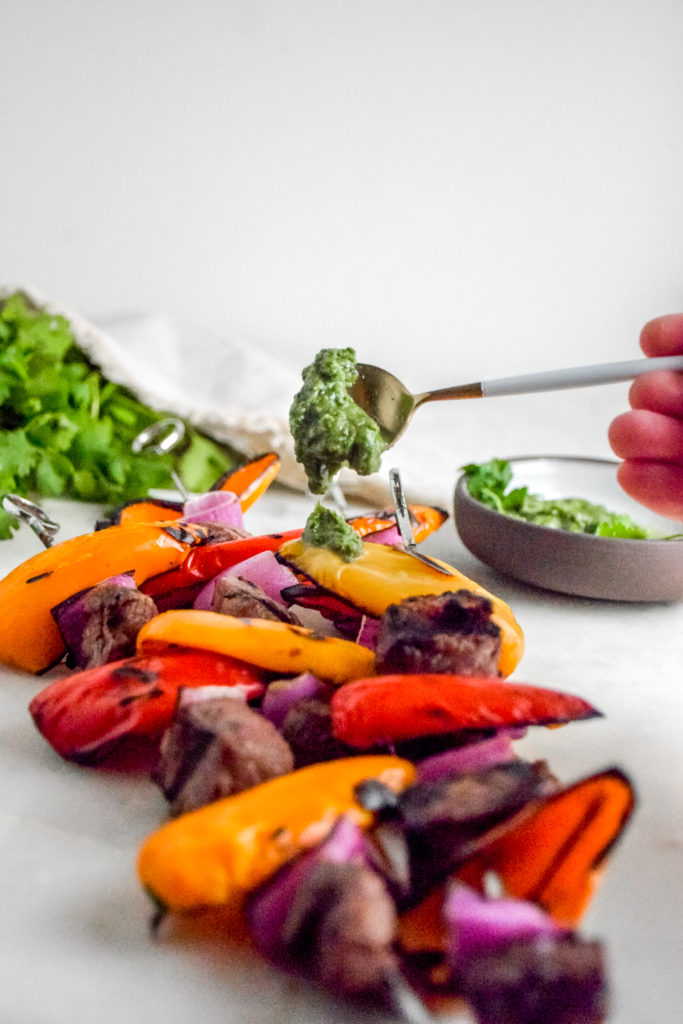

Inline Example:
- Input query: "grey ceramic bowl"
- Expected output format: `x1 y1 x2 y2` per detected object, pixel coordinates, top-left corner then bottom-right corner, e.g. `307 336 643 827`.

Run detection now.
454 456 683 602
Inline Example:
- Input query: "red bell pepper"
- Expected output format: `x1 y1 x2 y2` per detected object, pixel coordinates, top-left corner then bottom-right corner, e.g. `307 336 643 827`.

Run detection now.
139 529 305 609
29 648 266 763
330 674 601 749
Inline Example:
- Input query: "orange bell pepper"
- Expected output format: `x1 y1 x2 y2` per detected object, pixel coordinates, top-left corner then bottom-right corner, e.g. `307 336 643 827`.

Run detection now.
137 755 415 913
210 452 281 511
101 453 282 528
136 608 376 684
347 503 448 543
472 768 636 926
104 498 183 529
0 523 207 673
276 538 524 676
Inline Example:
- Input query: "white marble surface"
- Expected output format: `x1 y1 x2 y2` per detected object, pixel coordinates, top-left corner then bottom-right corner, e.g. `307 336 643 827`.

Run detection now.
0 434 682 1024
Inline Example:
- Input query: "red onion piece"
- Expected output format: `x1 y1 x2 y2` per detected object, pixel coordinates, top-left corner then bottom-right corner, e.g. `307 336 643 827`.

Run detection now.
182 490 245 528
416 729 525 783
226 550 300 601
247 814 370 961
260 672 327 728
444 881 565 967
362 524 402 546
193 550 299 610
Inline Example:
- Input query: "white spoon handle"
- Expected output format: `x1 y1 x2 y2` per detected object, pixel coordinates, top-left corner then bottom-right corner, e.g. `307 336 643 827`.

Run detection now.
481 355 683 398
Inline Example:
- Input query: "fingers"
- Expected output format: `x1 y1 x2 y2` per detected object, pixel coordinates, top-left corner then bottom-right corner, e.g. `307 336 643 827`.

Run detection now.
640 314 683 357
628 370 683 419
609 409 683 465
608 314 683 521
616 461 683 522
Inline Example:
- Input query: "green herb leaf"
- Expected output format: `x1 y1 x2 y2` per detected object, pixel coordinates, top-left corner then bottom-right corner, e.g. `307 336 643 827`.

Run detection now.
0 291 238 537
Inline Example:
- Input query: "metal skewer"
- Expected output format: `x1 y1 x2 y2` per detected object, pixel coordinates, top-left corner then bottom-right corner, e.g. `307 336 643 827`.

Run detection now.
2 494 60 548
382 972 437 1023
131 417 189 499
389 468 452 575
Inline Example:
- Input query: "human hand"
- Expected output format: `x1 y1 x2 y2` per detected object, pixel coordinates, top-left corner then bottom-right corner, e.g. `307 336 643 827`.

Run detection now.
608 315 683 521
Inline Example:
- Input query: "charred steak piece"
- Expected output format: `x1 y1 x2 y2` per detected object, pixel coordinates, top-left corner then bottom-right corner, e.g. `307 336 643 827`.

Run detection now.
458 934 608 1024
76 584 159 669
396 760 557 903
375 590 502 676
212 575 301 623
281 697 355 767
153 694 294 815
279 860 399 994
196 524 251 544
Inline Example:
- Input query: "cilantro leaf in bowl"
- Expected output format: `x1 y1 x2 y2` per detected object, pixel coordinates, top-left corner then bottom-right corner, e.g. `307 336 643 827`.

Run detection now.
461 458 651 538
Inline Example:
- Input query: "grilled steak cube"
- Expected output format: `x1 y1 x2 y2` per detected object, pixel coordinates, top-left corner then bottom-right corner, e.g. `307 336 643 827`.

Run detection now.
153 694 294 814
375 590 502 676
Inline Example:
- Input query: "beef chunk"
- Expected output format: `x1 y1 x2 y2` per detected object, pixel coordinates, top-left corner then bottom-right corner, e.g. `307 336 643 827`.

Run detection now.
458 934 608 1024
212 575 300 623
153 695 294 815
375 590 502 676
397 761 556 903
281 698 355 767
199 523 251 544
77 585 158 669
279 861 399 994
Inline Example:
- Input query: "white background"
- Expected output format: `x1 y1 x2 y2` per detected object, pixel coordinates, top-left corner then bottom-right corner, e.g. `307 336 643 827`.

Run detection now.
2 0 682 388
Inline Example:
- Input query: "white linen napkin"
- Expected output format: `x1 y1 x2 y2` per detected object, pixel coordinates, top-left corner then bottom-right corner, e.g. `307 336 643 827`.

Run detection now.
0 284 404 506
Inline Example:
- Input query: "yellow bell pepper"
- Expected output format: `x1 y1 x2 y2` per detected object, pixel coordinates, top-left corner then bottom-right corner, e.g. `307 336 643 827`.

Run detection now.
276 538 524 676
136 608 376 684
137 755 415 913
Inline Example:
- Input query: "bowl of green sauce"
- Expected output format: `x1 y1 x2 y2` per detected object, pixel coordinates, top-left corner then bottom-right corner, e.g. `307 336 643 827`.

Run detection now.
453 456 683 601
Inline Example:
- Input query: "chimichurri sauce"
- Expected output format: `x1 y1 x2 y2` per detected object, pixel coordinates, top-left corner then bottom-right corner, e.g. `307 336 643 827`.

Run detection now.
463 459 653 538
289 347 385 494
302 502 364 561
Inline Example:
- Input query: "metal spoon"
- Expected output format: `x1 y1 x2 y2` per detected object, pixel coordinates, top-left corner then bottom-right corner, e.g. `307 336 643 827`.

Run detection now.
349 354 683 448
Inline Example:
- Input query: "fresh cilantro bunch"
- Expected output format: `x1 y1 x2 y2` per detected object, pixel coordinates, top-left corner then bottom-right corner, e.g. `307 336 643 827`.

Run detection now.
462 458 652 538
0 292 235 539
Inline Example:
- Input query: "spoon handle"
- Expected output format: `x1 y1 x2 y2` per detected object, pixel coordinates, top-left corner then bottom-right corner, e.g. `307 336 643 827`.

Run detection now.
480 355 683 398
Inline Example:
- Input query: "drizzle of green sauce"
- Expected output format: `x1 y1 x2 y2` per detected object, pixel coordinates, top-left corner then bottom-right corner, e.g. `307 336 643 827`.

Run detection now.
289 347 385 494
302 503 364 561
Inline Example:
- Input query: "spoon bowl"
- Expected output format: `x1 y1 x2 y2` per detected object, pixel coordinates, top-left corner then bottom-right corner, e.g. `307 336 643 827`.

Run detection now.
349 364 480 446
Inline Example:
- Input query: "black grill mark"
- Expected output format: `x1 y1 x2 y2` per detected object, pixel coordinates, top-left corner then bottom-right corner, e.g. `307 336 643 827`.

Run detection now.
26 571 53 583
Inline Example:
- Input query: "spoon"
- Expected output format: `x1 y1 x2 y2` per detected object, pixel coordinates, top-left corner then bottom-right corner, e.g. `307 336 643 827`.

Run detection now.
349 354 683 448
